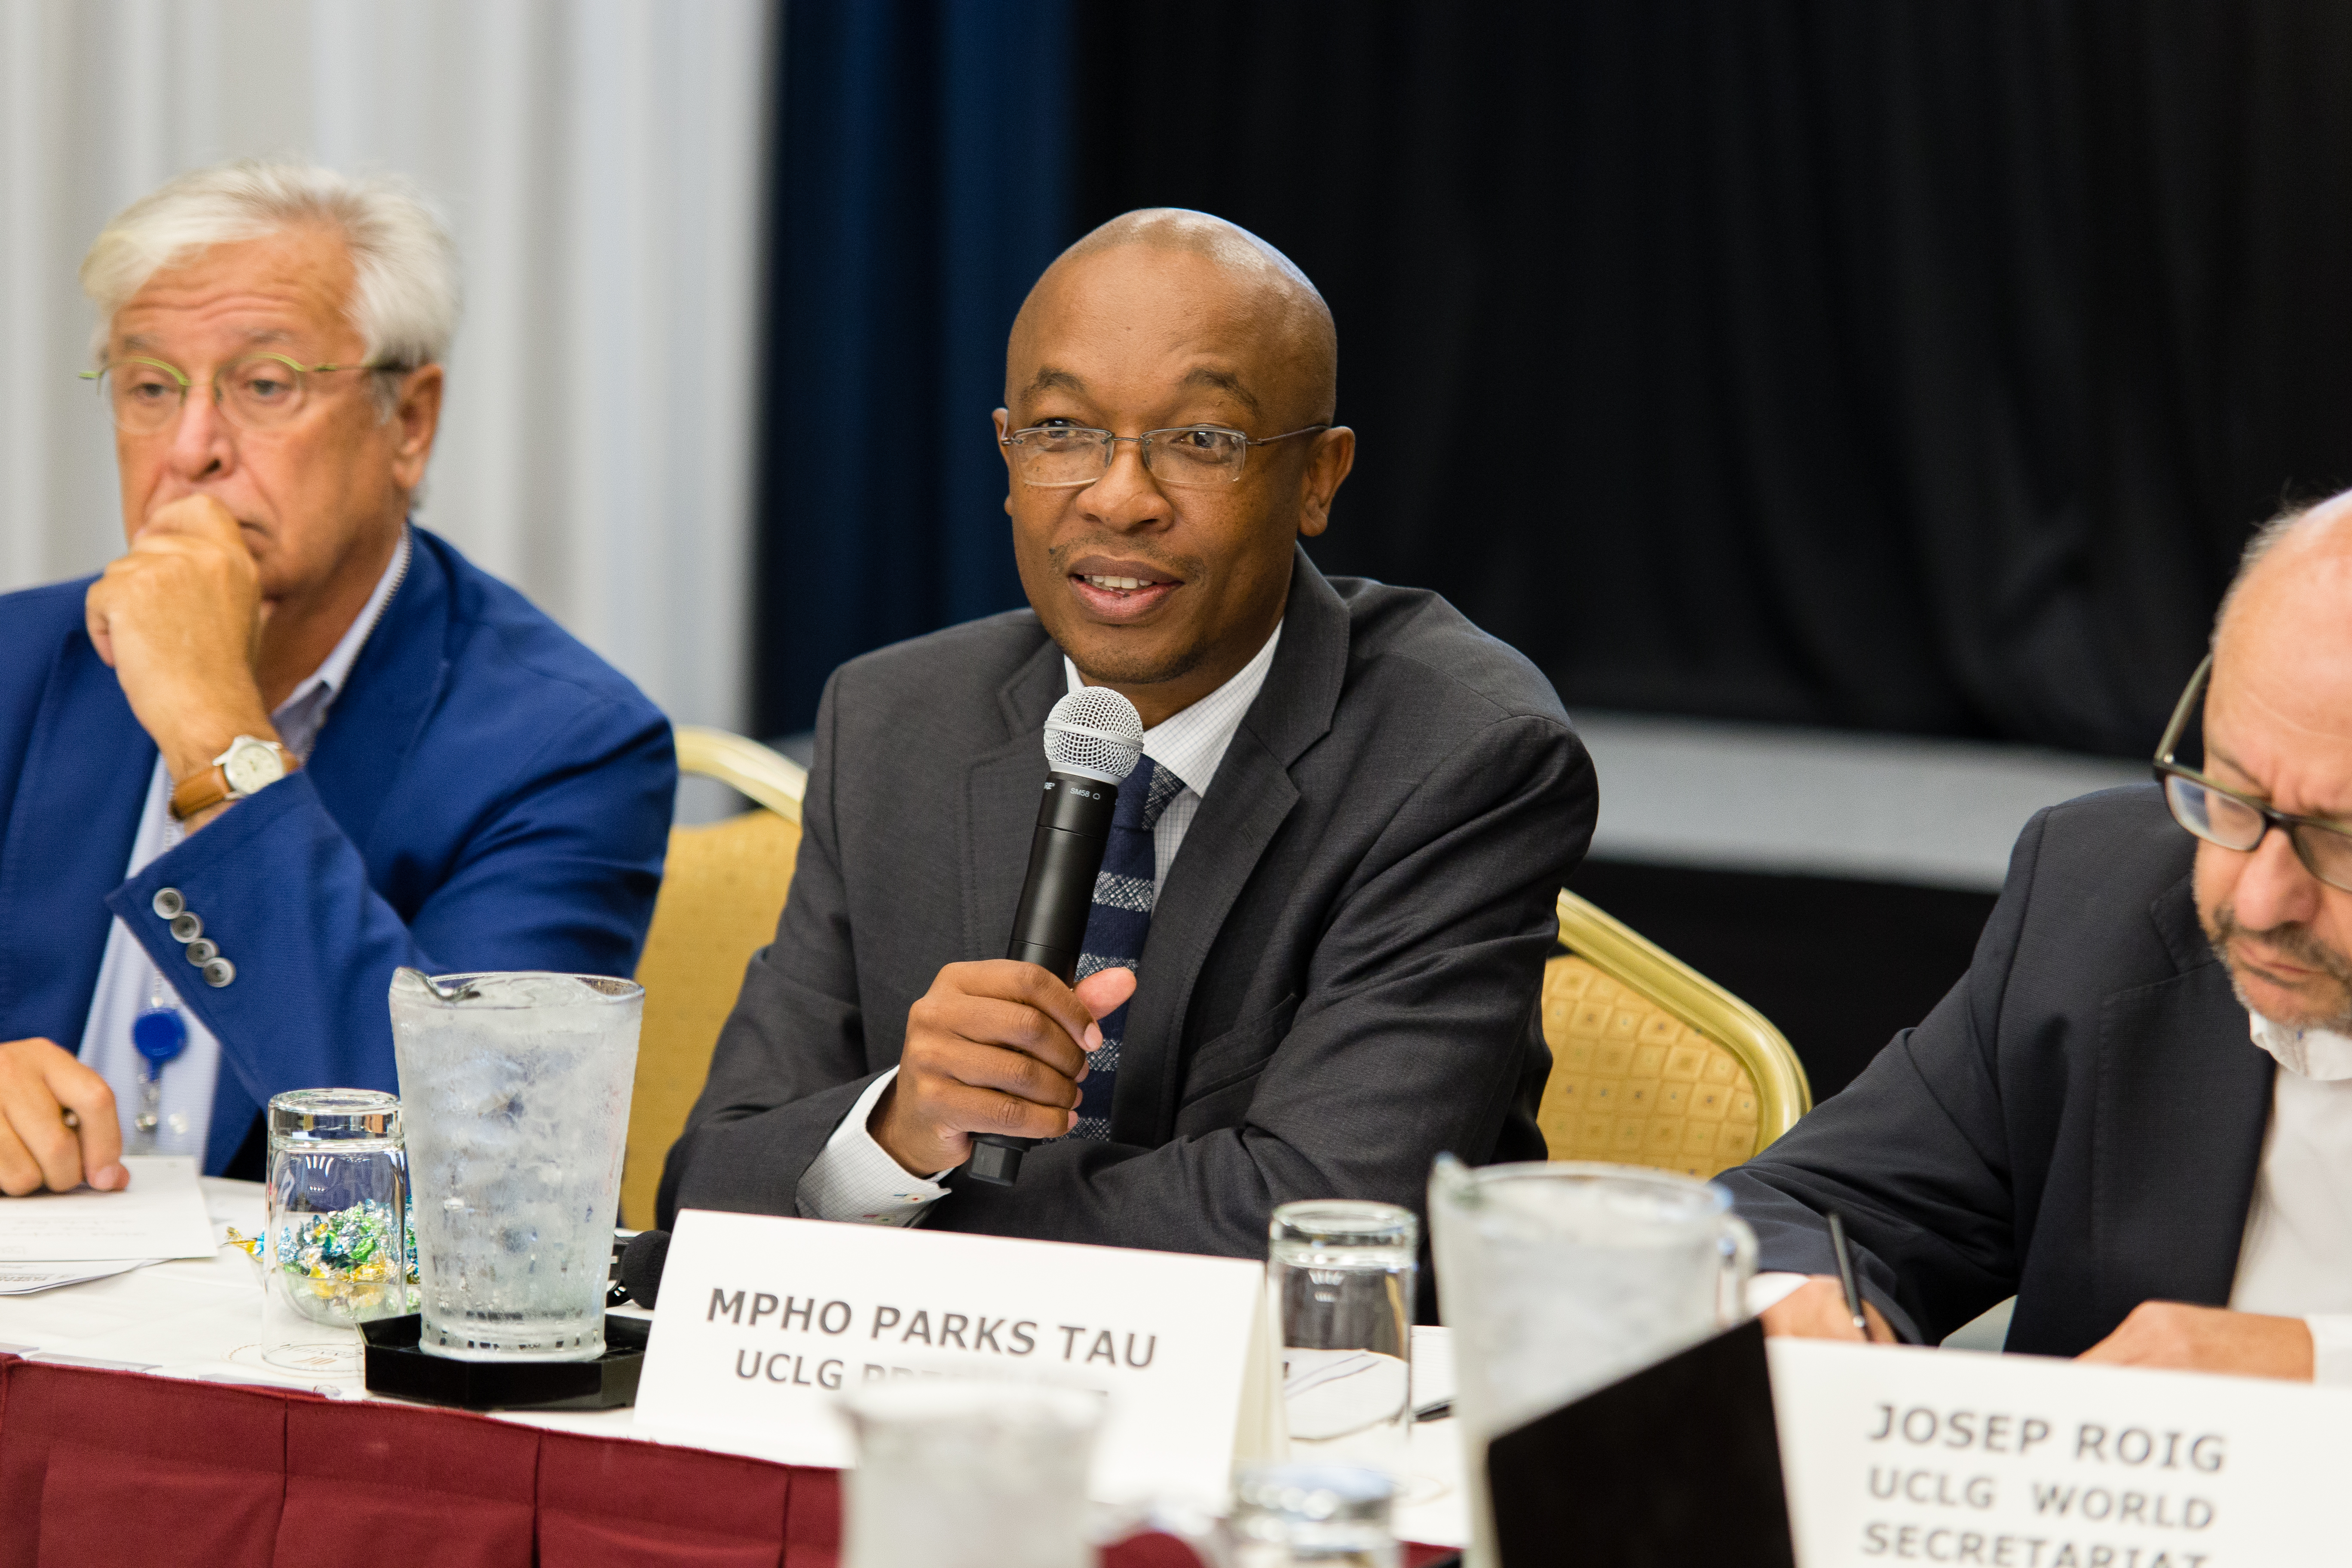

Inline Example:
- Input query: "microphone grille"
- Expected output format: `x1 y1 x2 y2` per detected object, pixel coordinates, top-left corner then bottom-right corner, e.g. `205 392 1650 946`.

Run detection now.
1044 687 1145 783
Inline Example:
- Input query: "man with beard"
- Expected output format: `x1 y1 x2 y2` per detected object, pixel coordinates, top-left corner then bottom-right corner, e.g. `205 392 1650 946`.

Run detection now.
659 209 1593 1253
1727 492 2352 1379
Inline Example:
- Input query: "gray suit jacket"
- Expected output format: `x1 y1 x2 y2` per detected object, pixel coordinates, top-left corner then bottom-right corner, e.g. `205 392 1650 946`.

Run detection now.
658 549 1595 1257
1717 784 2271 1354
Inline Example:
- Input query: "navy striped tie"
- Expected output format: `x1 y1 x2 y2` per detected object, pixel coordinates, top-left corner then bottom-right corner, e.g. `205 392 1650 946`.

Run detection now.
1068 755 1186 1140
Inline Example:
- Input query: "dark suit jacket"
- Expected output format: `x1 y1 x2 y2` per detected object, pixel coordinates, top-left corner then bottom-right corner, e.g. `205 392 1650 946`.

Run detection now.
659 549 1595 1256
1716 784 2271 1355
0 527 675 1170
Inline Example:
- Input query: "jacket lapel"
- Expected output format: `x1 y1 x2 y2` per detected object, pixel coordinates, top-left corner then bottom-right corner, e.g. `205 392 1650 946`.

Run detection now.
0 628 155 1043
962 639 1066 960
1114 548 1348 1145
2091 873 2272 1326
303 526 451 860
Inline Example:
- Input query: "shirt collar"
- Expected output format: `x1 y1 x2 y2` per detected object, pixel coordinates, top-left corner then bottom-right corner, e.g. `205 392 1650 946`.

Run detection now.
270 527 412 750
1062 621 1282 800
2248 1008 2352 1082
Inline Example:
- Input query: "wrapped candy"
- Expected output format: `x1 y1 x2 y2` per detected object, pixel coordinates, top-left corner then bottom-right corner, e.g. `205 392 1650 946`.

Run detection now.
269 1199 416 1325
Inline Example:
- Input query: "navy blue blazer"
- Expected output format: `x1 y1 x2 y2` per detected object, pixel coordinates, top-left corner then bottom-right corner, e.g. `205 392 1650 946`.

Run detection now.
1717 784 2271 1355
0 527 676 1172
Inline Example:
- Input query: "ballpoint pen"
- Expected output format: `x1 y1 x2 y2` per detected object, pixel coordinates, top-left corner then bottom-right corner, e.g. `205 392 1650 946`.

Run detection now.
1827 1209 1872 1341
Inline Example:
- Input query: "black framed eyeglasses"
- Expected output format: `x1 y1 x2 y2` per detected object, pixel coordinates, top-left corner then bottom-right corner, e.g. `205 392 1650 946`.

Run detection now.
2153 652 2352 892
999 423 1329 489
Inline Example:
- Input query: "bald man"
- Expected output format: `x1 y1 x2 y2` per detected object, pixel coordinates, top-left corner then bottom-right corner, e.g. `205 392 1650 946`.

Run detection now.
1724 494 2352 1381
659 211 1594 1256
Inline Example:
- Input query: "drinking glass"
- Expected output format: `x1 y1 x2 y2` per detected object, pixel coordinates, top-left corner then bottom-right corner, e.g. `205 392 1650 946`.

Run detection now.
263 1088 408 1372
1428 1156 1755 1568
1269 1200 1416 1473
1230 1464 1400 1568
839 1380 1102 1568
389 969 642 1361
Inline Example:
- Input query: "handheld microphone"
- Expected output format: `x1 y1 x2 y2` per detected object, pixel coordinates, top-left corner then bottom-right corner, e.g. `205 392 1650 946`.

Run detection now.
965 686 1145 1186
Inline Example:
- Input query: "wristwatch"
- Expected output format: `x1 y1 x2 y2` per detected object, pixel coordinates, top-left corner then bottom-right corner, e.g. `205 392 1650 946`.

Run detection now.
169 735 297 821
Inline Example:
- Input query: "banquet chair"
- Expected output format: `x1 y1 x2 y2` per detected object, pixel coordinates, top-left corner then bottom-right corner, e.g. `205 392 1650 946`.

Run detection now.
1535 889 1811 1179
622 727 807 1228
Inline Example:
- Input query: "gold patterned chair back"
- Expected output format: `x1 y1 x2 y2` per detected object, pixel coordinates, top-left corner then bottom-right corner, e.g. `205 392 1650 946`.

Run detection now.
622 727 807 1228
1537 890 1811 1179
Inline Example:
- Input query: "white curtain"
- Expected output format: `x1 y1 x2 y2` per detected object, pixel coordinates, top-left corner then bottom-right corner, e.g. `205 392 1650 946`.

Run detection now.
0 0 770 733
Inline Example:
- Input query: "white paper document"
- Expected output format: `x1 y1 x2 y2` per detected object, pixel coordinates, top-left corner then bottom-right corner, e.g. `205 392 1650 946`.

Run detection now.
0 1156 217 1262
0 1259 156 1295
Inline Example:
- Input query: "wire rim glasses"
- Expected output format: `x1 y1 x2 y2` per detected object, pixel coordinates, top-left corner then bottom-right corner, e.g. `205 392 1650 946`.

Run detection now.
1000 422 1328 488
80 353 389 435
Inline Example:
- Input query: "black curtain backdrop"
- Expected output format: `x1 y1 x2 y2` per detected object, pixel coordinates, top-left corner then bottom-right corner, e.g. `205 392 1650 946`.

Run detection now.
762 3 2352 752
753 1 1069 740
760 2 2352 751
1064 0 2352 756
750 0 2352 1093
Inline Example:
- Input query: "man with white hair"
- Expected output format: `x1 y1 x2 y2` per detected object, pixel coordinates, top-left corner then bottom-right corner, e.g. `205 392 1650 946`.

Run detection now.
1732 490 2352 1380
0 161 674 1192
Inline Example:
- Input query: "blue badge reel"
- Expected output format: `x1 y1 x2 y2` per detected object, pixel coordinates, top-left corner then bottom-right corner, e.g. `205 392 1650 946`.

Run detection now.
133 1006 189 1066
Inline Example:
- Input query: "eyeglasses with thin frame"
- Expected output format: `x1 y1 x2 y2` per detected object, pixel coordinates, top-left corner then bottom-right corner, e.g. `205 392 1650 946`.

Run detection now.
999 422 1329 489
2153 652 2352 893
80 353 394 435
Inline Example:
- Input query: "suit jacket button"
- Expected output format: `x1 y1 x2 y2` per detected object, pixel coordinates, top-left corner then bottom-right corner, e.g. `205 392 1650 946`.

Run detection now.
169 912 203 943
152 888 185 919
202 958 236 988
185 938 219 966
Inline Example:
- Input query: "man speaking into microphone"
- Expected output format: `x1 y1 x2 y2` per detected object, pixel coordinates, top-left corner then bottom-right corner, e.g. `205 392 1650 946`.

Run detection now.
658 210 1594 1254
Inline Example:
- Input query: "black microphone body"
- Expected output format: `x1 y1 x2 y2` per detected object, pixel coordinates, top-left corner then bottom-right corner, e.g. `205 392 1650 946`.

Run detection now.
1005 772 1121 979
967 771 1121 1185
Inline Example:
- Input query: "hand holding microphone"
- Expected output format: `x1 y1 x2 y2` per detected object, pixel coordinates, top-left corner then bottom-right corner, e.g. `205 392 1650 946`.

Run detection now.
870 689 1146 1184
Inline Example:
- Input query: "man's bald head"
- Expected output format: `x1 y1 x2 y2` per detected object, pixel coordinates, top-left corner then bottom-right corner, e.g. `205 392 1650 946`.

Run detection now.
2214 493 2352 674
993 207 1356 727
2195 489 2352 1031
1009 208 1338 427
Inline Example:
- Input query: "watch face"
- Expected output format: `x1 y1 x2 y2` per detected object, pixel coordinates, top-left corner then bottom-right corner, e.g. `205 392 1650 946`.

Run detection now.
222 738 286 796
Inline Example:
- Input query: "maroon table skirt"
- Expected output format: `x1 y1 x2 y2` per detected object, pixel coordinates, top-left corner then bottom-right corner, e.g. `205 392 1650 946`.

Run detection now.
0 1355 1450 1566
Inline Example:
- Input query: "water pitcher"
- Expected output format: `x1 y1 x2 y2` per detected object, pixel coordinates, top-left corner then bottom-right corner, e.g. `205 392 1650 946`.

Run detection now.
389 969 641 1361
1429 1156 1756 1568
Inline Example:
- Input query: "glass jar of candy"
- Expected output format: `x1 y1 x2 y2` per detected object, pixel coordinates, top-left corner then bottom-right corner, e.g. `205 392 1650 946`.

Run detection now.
264 1087 413 1359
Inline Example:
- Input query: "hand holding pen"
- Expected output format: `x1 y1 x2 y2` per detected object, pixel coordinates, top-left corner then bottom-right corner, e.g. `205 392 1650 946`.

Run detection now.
1828 1209 1879 1342
1754 1208 1897 1343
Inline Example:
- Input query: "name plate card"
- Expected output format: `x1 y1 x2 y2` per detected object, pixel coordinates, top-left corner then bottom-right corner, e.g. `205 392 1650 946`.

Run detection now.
1768 1339 2352 1567
635 1210 1279 1505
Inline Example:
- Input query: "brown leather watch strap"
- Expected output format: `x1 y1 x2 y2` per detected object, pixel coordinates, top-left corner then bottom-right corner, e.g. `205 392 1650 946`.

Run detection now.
168 766 234 822
168 749 300 822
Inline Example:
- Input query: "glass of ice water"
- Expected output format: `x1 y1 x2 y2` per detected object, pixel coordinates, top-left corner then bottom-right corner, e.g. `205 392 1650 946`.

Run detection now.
1429 1156 1756 1568
839 1380 1102 1568
1270 1200 1417 1474
388 969 642 1362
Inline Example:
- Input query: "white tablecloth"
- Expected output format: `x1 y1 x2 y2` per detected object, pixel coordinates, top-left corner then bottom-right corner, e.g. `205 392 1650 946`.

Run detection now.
0 1179 1468 1549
